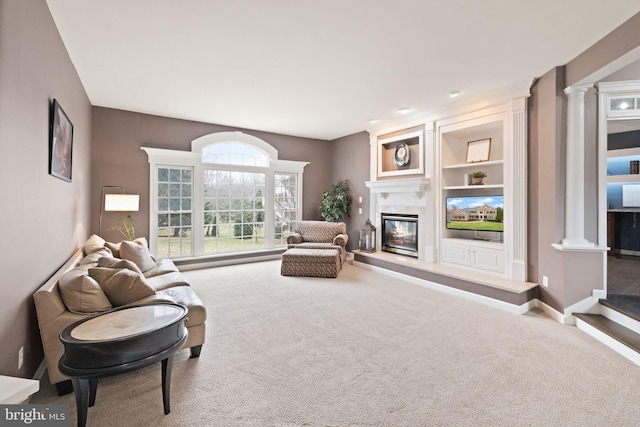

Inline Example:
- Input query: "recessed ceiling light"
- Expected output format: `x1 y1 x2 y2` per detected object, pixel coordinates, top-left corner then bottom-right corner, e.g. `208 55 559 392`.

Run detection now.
449 91 461 98
369 119 381 124
398 107 412 114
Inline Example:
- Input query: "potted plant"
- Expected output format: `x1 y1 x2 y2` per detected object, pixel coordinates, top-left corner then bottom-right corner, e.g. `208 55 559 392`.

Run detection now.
472 171 487 185
109 215 136 240
321 179 352 222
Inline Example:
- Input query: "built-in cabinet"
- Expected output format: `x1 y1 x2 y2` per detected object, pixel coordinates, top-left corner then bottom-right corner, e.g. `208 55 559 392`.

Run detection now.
366 93 528 282
436 102 527 280
441 239 505 273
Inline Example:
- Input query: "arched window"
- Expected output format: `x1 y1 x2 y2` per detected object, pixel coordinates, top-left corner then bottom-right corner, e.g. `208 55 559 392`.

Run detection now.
201 141 269 166
142 132 307 258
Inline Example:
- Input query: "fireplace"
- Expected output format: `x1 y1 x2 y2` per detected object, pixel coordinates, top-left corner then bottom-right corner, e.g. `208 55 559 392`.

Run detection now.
381 213 418 258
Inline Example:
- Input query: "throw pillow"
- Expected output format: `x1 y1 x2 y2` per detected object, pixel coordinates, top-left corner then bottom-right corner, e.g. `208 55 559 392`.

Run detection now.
58 266 113 314
105 241 121 258
97 256 144 275
84 234 107 255
80 247 113 266
88 267 155 306
119 240 156 272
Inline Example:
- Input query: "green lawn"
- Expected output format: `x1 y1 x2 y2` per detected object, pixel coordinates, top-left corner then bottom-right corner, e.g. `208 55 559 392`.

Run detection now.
447 221 503 232
156 223 286 257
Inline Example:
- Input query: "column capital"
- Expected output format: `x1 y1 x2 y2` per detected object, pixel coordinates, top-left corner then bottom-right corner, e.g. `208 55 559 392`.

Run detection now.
564 83 594 96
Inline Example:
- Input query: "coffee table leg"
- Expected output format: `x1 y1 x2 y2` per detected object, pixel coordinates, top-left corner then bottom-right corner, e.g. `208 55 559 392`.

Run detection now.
71 378 89 427
161 355 174 414
89 378 98 407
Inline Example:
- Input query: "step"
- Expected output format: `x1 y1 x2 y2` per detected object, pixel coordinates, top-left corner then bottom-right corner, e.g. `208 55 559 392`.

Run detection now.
575 313 640 365
600 294 640 323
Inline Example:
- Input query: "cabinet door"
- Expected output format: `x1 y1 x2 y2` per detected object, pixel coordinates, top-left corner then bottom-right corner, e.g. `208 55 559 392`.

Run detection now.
469 246 504 273
441 241 469 266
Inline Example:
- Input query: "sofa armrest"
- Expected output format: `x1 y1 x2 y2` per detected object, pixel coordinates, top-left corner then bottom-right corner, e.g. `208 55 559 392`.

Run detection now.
333 233 349 247
287 233 303 244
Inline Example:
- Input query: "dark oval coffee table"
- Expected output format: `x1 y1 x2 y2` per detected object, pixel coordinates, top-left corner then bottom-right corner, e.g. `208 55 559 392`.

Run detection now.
59 303 188 427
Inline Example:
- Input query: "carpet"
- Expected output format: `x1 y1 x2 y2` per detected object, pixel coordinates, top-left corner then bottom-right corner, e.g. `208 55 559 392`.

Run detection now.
31 260 640 426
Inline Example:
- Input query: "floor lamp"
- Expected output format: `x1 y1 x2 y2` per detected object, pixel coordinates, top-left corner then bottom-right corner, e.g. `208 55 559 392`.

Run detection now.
99 186 140 236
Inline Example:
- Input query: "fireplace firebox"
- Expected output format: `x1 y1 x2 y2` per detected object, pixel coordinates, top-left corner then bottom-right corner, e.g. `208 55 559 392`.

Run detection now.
381 213 418 258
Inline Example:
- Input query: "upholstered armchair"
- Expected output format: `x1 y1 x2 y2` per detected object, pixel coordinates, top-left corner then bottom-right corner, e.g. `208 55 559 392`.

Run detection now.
286 221 349 267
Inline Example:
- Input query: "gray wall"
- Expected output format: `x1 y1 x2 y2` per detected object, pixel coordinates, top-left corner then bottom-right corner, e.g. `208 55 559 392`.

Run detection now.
528 12 640 311
92 108 335 243
528 67 567 311
329 131 371 251
0 0 92 377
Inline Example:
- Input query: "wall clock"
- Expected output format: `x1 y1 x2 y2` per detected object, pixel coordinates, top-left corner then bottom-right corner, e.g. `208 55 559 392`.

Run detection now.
394 143 410 166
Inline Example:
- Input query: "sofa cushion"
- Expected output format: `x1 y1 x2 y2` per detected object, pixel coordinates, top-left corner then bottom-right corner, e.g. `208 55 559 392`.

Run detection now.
88 267 155 306
146 271 190 291
119 240 156 272
143 258 179 278
136 286 207 327
97 256 144 275
84 234 107 256
58 266 113 314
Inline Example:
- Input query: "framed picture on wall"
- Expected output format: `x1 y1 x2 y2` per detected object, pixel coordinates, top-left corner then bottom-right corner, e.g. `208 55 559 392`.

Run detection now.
49 99 74 182
465 138 491 163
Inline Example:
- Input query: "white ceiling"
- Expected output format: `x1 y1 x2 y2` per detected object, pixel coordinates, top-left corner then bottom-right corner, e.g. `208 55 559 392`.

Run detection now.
46 0 640 140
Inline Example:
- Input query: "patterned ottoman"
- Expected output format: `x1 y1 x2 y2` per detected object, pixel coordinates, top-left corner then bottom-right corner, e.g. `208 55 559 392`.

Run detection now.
281 248 341 278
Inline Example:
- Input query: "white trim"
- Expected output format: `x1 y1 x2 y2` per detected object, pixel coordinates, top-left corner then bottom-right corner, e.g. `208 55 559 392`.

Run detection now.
533 299 566 324
33 359 47 381
575 317 640 366
191 131 279 159
562 296 602 325
141 132 308 258
601 305 640 335
377 129 425 177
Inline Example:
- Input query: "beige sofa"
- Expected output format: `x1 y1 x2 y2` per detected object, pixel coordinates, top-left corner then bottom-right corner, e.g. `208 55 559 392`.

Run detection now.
33 235 206 395
286 221 349 267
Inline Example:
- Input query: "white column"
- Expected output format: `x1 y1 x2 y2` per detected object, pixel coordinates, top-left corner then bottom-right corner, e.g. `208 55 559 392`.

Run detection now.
561 84 595 248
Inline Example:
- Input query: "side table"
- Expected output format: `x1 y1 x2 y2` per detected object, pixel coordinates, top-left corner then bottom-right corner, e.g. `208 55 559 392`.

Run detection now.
59 303 188 427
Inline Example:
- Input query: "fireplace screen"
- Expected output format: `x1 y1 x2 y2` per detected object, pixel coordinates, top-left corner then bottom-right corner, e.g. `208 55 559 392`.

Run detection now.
381 213 418 257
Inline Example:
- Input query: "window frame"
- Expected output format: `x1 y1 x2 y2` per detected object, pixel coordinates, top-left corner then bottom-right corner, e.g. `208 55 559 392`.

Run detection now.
142 132 308 258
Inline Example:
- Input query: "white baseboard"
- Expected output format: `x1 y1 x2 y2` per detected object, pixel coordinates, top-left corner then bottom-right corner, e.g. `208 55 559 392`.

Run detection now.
533 299 565 323
33 358 47 381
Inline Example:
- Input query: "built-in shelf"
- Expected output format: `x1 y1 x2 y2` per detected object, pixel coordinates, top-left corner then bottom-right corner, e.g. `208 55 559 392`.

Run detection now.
443 184 504 190
442 160 504 170
608 175 640 183
607 147 640 159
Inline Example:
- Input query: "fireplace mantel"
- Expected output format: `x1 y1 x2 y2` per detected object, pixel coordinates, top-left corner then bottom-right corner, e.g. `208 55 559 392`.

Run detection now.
365 178 430 199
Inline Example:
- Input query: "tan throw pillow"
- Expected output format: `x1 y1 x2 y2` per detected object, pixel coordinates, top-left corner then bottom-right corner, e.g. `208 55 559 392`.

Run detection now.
97 256 143 275
80 247 113 266
88 267 155 306
119 240 156 272
58 266 113 314
105 241 121 258
84 234 107 255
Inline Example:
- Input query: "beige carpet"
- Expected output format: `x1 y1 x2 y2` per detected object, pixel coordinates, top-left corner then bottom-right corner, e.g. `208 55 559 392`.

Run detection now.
32 260 640 426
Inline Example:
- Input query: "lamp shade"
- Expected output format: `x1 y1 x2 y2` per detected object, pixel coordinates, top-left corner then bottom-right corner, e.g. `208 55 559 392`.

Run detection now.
104 194 139 212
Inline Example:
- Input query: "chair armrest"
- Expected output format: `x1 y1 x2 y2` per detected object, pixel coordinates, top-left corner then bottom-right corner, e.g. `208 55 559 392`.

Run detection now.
333 233 349 247
287 233 303 244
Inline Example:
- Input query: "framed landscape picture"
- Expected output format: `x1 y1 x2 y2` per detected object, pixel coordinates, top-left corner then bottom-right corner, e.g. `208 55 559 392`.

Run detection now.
49 99 73 182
